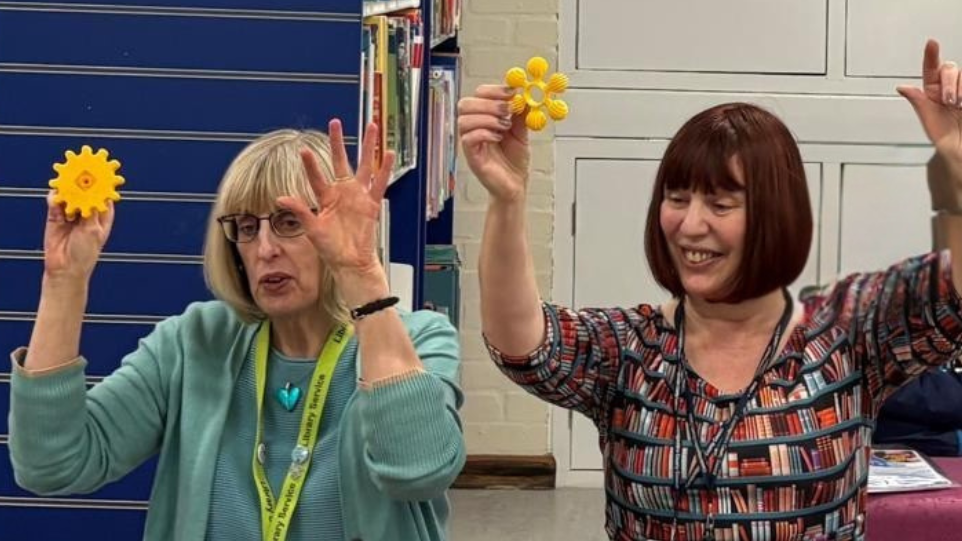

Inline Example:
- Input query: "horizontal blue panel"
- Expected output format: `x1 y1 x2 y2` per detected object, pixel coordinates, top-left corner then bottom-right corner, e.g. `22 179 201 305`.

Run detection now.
0 504 147 539
0 11 360 75
0 259 211 315
0 0 361 13
0 442 156 500
0 195 214 255
0 319 156 378
0 134 359 192
0 73 360 135
0 135 247 193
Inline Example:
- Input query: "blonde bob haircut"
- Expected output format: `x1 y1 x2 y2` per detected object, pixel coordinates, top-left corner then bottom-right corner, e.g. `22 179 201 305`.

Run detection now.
203 128 349 324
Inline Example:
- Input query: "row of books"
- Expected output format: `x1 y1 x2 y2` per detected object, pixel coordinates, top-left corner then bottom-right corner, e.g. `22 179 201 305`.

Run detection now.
612 432 859 480
622 365 849 419
614 391 859 447
361 11 423 175
617 483 858 537
667 513 853 541
425 55 460 219
430 0 461 46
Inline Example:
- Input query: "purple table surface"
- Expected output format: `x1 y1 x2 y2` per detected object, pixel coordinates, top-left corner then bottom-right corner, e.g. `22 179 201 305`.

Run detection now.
866 457 962 540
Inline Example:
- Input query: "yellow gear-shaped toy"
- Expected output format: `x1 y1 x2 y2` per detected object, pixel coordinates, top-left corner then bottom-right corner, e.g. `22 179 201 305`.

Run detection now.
504 56 569 131
49 145 124 218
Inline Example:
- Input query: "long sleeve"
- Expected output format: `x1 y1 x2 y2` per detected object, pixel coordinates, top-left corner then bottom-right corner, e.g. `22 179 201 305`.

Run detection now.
356 310 465 502
484 302 650 428
8 319 174 496
808 251 962 406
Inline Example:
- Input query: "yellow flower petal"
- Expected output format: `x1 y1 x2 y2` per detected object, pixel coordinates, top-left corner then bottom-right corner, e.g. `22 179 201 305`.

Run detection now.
510 94 527 115
526 57 549 81
546 98 569 121
505 67 528 89
525 108 548 131
546 73 569 94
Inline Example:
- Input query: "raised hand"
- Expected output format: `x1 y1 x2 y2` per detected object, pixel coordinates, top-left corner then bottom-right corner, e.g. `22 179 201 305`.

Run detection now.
898 39 962 159
458 85 531 203
42 191 114 283
277 119 395 276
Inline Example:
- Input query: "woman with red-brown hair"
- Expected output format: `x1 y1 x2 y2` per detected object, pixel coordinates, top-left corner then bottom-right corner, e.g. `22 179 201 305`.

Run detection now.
458 39 962 541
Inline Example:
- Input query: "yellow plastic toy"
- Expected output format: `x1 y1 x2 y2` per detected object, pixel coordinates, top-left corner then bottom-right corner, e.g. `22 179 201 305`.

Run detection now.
49 145 124 219
504 56 569 131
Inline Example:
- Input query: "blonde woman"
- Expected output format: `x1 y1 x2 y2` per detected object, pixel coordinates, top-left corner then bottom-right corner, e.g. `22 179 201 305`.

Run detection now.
9 120 465 541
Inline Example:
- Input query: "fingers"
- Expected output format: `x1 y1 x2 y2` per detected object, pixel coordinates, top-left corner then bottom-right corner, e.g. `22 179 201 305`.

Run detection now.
940 61 961 107
275 194 316 224
460 128 505 147
355 122 379 190
897 85 927 110
46 190 68 223
300 148 332 203
97 199 116 238
458 113 512 138
958 68 962 109
328 118 354 179
458 95 513 117
923 39 942 86
370 150 396 202
458 85 518 148
473 84 517 101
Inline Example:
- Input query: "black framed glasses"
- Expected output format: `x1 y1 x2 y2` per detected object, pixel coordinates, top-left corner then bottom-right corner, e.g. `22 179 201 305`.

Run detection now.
216 208 315 243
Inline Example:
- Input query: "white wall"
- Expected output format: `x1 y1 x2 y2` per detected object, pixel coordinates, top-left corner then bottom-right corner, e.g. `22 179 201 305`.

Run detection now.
456 0 559 455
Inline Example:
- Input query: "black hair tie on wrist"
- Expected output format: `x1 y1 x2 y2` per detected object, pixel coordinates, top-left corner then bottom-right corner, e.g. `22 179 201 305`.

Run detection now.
350 296 400 321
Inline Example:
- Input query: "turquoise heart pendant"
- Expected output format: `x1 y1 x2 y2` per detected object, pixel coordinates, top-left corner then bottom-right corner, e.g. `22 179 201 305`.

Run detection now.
276 383 302 412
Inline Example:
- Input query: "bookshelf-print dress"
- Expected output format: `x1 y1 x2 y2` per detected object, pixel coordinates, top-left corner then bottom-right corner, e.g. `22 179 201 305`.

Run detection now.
485 252 962 541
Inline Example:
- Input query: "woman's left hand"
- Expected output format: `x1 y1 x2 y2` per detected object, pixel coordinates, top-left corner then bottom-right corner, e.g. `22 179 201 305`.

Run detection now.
277 119 395 277
899 39 962 161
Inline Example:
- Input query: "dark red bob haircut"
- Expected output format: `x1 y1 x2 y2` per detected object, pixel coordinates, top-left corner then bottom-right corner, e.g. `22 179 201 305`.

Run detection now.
643 102 813 302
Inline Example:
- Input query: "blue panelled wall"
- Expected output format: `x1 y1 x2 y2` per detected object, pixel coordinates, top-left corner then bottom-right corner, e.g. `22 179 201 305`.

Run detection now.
0 0 446 536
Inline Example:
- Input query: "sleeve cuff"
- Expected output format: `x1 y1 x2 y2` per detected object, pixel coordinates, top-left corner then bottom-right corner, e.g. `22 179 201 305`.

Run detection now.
9 347 84 378
483 302 558 367
358 366 426 391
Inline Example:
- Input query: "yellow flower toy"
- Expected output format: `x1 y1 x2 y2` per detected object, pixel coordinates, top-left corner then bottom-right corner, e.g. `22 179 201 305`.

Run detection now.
504 56 569 131
49 145 124 218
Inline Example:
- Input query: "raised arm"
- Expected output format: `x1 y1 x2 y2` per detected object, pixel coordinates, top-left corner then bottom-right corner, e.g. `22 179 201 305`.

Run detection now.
457 85 544 355
899 39 962 292
279 120 465 499
11 194 166 495
25 193 114 372
458 85 641 425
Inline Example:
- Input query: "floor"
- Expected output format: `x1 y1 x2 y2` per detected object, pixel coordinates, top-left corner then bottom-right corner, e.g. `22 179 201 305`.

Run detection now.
449 488 608 540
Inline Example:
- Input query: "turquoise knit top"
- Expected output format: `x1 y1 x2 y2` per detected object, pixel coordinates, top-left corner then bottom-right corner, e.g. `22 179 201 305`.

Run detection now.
206 343 357 540
9 301 465 541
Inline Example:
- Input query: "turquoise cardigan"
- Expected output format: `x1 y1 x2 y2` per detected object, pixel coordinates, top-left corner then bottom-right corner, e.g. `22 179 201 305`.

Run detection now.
8 301 466 541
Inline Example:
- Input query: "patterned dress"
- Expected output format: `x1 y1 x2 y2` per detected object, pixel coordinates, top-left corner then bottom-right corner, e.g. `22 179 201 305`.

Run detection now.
485 252 962 541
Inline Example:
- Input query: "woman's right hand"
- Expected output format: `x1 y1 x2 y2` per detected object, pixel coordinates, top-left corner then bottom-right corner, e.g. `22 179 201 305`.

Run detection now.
43 191 114 283
457 84 531 203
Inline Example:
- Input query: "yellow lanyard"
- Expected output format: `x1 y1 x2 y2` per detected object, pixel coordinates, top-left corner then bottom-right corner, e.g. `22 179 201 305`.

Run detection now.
251 320 353 541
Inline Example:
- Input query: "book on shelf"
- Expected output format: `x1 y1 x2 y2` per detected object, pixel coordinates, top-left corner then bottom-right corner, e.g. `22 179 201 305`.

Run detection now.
425 53 460 220
430 0 461 46
363 0 421 17
360 10 423 177
377 198 391 271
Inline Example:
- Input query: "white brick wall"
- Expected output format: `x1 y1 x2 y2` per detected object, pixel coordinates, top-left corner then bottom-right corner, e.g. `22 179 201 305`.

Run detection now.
456 0 560 455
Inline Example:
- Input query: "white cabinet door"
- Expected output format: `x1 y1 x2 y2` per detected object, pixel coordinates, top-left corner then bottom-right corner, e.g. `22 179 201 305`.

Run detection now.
577 0 827 74
570 159 664 470
837 165 932 275
847 0 962 77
